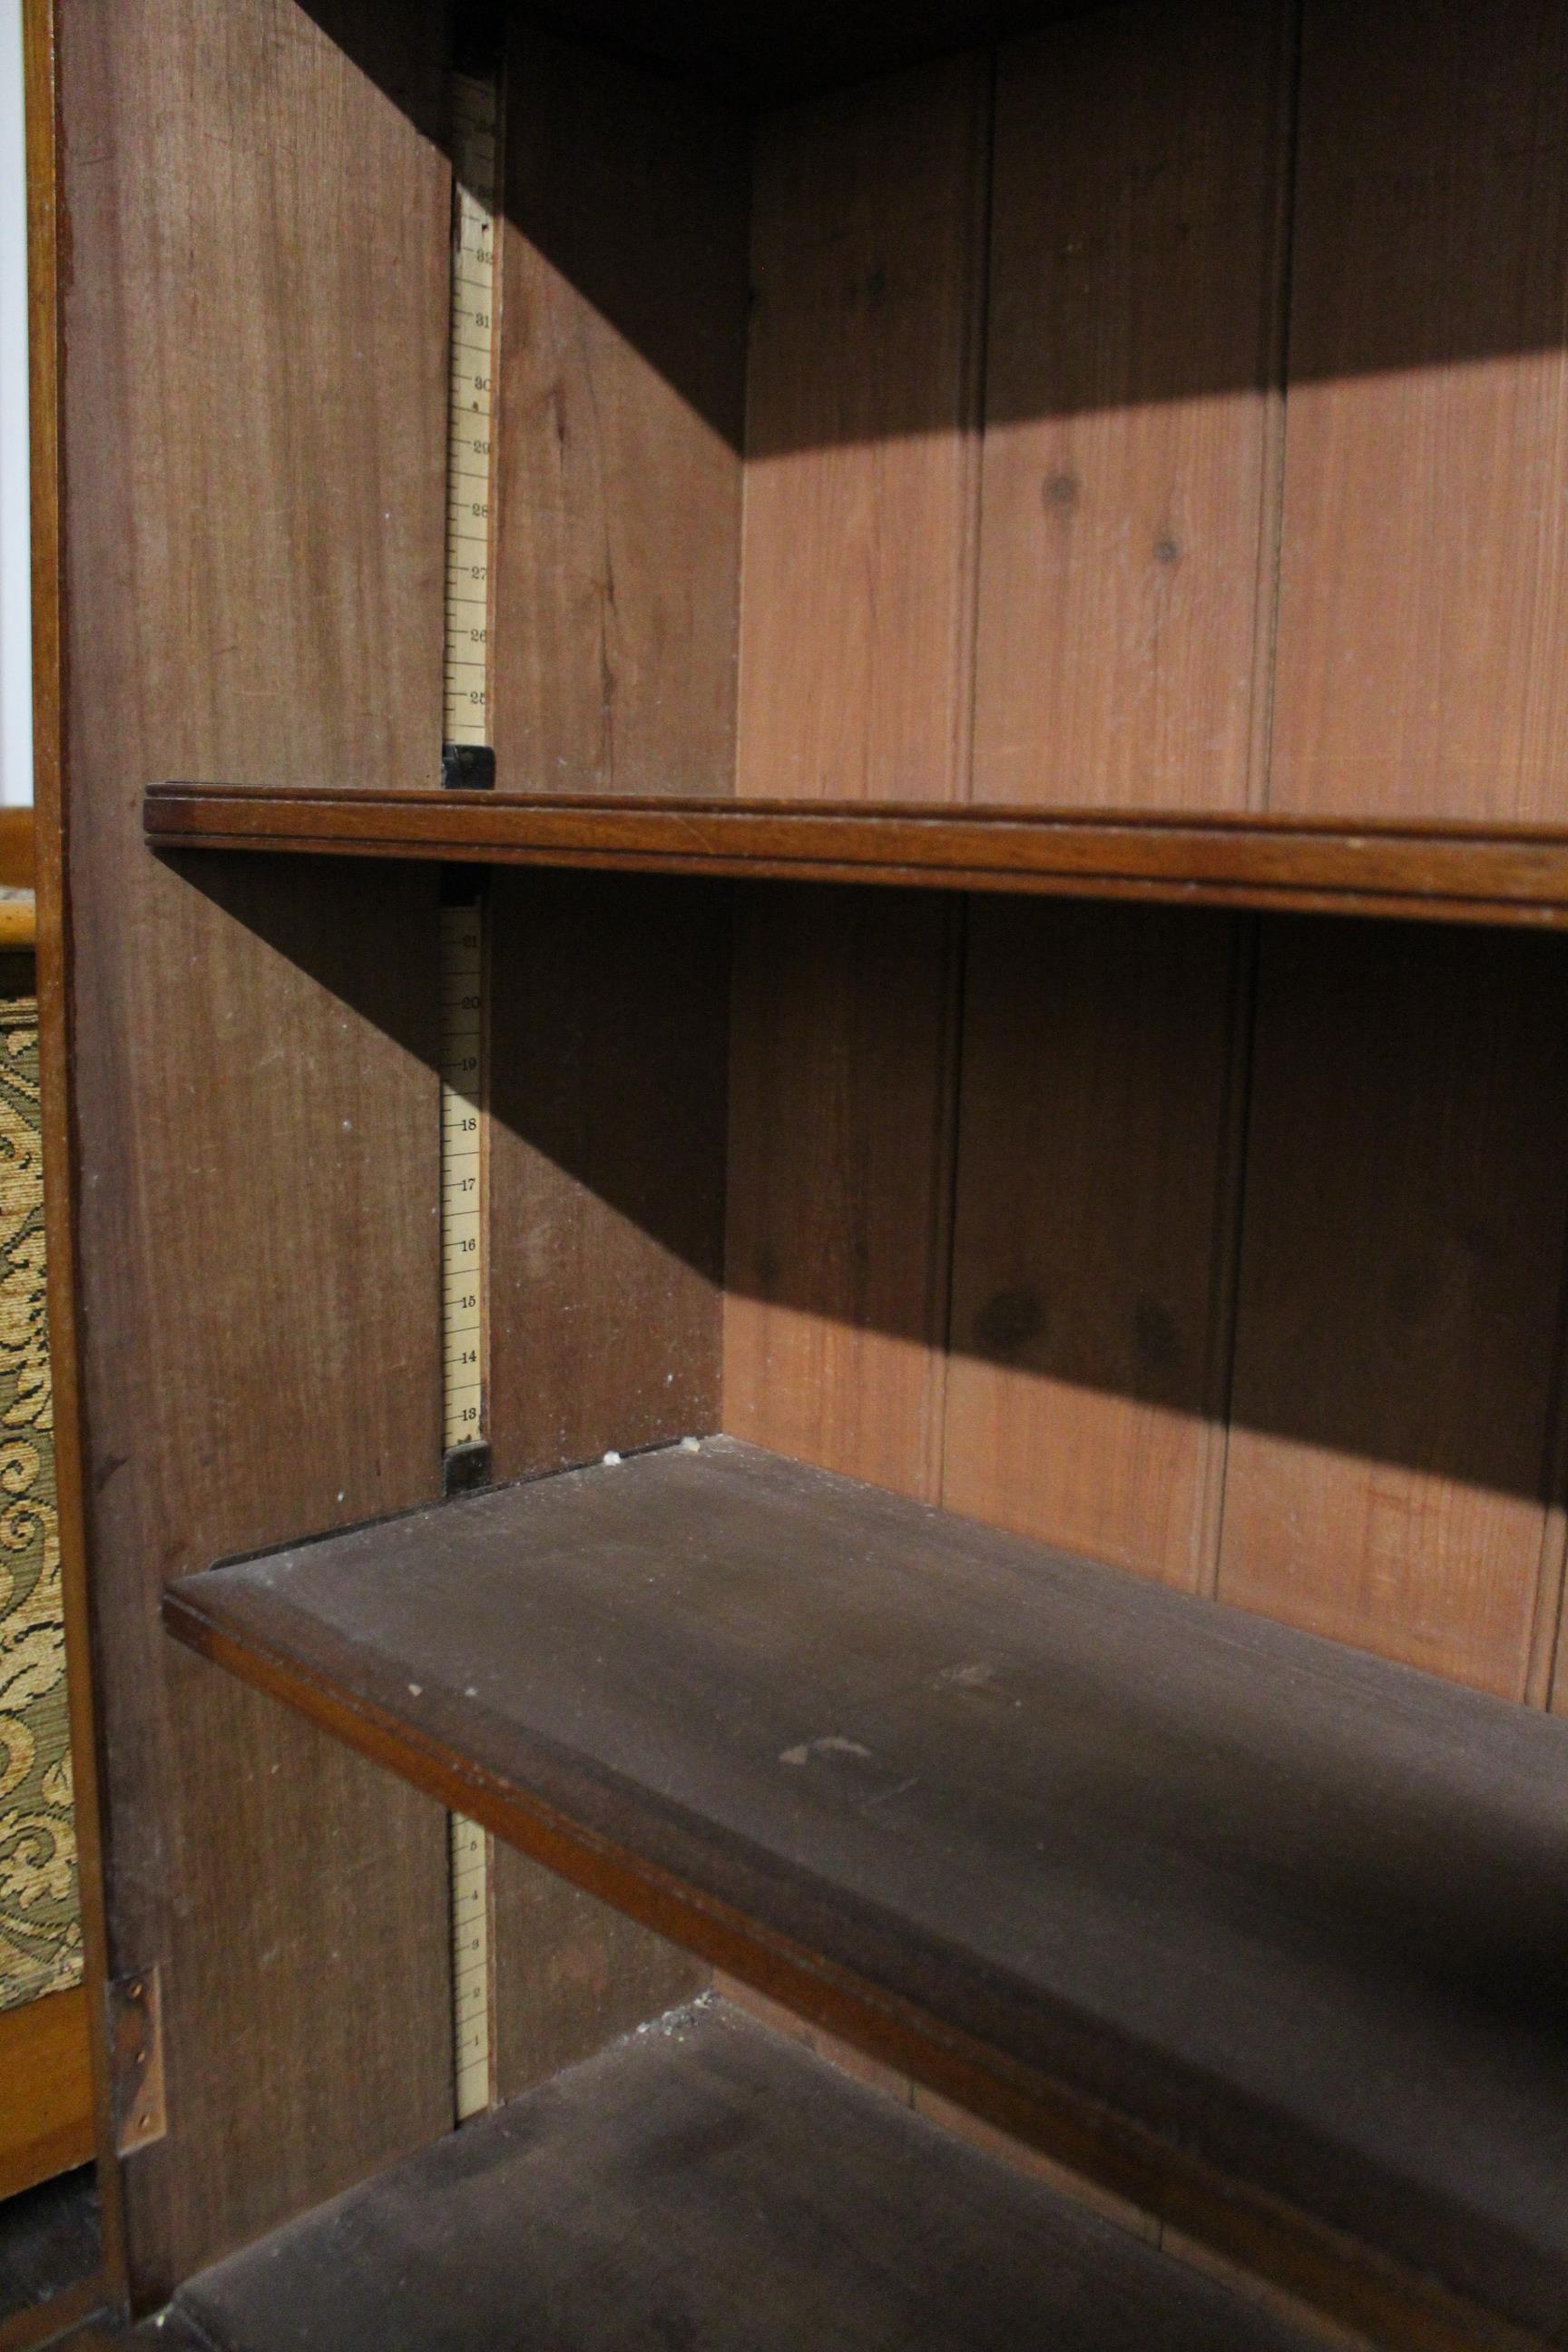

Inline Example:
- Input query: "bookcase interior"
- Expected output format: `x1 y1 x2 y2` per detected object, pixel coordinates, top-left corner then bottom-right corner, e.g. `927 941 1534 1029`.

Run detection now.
484 3 1568 825
475 865 1568 1706
38 0 1568 2343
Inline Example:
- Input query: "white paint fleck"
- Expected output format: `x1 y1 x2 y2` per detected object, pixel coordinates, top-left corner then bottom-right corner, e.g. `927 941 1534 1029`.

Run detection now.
779 1735 873 1769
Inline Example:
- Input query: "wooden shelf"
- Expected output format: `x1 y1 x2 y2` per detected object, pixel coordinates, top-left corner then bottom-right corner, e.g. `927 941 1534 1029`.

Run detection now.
164 1439 1568 2352
143 784 1568 927
135 2002 1318 2351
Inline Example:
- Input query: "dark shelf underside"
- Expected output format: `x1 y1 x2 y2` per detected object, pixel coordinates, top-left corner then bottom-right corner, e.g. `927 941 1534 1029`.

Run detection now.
165 1438 1568 2351
142 784 1568 928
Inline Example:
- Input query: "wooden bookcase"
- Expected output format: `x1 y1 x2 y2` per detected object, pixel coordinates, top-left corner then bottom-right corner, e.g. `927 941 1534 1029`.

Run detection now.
25 2 1568 2348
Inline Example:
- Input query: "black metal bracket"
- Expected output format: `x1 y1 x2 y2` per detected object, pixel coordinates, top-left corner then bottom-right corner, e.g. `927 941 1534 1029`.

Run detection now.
443 1439 493 1499
442 743 497 792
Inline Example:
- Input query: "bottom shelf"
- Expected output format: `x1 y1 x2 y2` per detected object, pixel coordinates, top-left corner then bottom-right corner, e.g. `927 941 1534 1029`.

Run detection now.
139 2002 1315 2351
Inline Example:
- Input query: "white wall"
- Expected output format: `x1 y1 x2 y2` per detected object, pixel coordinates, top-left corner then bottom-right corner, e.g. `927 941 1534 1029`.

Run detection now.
0 0 32 807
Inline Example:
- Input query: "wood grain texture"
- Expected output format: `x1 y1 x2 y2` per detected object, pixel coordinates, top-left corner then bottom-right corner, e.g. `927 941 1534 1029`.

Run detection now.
1161 2233 1381 2352
1219 921 1568 1693
0 812 35 891
491 1848 703 2103
143 785 1568 926
156 2004 1320 2352
165 1437 1568 2352
493 24 749 798
720 1969 1164 2235
486 870 729 1485
1269 0 1568 820
0 1989 93 2204
973 0 1292 811
62 0 449 790
736 55 989 802
944 901 1245 1585
24 0 123 2303
56 0 453 2299
910 2083 1161 2249
67 860 455 2305
485 868 725 2066
724 887 958 1498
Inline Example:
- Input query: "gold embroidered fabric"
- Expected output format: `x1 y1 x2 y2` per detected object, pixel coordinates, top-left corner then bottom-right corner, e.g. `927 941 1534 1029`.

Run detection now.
0 981 79 2011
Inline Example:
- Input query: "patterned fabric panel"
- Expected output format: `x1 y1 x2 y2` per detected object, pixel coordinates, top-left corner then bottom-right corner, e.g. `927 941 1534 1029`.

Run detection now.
0 975 80 2011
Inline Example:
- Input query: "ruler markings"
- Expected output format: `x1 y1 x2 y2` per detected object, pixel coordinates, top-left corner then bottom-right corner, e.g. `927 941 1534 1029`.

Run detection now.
442 57 503 2127
444 876 489 2122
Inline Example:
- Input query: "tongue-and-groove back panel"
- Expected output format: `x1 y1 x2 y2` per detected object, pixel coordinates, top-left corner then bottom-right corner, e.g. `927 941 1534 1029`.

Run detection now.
494 0 1568 822
710 0 1568 1704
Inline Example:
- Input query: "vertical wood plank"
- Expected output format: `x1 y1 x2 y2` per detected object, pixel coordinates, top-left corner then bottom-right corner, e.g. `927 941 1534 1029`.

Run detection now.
1533 1426 1568 1710
1526 1267 1568 1709
1269 0 1568 820
1219 921 1568 1694
736 56 990 802
57 0 452 2298
972 0 1293 812
486 867 726 2076
943 901 1245 1586
64 0 450 792
486 871 729 1485
493 26 750 798
491 1851 704 2105
26 0 127 2294
74 870 454 2308
724 887 958 1501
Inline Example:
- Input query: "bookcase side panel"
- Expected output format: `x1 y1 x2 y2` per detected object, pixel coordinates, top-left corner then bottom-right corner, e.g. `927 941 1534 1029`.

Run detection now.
56 0 454 2298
